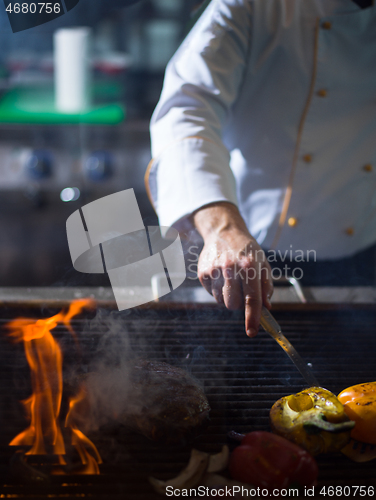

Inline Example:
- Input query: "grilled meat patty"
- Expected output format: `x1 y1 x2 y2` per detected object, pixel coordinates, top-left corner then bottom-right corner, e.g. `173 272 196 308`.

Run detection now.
121 360 211 442
71 360 210 443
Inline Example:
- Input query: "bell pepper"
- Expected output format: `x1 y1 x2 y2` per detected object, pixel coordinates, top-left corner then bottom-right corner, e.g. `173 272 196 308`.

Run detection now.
229 431 318 490
338 381 376 444
270 387 355 455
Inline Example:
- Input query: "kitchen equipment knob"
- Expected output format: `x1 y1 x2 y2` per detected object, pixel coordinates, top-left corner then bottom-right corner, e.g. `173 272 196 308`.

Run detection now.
25 150 53 179
85 151 114 181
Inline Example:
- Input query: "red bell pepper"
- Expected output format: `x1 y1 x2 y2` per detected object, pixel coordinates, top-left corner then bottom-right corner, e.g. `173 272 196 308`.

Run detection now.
229 431 318 490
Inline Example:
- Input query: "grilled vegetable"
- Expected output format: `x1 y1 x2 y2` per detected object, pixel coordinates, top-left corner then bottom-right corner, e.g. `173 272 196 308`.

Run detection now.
229 431 318 490
149 446 231 495
270 387 354 455
338 381 376 444
149 449 210 494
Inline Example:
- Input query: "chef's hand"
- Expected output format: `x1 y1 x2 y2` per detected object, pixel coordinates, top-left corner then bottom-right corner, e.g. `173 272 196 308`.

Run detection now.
192 202 273 337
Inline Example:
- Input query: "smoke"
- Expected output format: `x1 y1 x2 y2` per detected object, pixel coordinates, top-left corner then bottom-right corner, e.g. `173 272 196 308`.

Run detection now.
75 365 136 432
66 308 210 441
66 308 140 432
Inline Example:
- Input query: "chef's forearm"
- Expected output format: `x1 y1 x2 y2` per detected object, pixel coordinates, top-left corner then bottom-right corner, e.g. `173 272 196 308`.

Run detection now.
192 202 251 241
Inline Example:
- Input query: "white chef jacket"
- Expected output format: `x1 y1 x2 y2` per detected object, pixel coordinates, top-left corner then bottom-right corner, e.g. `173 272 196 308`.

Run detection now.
147 0 376 259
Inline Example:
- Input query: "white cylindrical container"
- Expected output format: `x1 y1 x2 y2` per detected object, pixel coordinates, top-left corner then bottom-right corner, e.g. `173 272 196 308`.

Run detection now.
54 27 91 113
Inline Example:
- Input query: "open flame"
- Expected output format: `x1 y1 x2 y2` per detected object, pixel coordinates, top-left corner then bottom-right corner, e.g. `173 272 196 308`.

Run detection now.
7 299 102 474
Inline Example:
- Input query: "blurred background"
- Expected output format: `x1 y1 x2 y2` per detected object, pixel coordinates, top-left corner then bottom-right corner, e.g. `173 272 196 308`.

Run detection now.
0 0 206 287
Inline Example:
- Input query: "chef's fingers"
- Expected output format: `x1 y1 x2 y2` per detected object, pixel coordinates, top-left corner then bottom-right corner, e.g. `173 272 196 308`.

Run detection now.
211 268 225 304
198 268 225 304
261 265 274 309
199 273 213 297
222 266 243 310
243 266 262 337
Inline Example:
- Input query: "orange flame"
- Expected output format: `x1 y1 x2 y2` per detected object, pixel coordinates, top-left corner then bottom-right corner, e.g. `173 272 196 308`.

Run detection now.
66 387 102 474
7 299 100 474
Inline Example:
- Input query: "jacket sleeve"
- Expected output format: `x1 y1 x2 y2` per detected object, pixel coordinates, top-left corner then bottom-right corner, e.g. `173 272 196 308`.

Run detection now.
148 0 253 229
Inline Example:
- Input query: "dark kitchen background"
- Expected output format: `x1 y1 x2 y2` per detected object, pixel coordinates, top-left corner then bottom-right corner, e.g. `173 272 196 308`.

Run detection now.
0 0 205 287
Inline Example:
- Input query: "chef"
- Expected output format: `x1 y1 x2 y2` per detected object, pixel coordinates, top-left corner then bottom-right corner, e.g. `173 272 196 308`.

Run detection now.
146 0 376 336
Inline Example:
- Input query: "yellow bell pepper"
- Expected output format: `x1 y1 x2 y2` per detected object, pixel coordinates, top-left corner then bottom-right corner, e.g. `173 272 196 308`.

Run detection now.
270 387 355 456
338 381 376 444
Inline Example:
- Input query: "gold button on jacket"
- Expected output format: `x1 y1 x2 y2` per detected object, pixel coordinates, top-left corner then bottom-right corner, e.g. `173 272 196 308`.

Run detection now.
322 21 332 30
303 154 313 163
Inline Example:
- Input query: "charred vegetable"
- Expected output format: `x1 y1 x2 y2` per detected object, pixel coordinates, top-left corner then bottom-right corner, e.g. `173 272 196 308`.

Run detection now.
149 446 230 495
270 387 354 455
338 381 376 444
150 449 210 494
229 431 318 490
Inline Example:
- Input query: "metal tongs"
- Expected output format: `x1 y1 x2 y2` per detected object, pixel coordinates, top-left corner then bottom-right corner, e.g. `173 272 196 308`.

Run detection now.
260 307 319 387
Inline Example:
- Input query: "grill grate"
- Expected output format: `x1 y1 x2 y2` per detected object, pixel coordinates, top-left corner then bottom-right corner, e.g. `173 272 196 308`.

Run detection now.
0 306 375 498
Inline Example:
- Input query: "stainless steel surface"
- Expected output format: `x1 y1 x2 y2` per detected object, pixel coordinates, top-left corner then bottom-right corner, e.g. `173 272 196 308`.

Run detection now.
260 306 320 387
0 286 376 305
275 276 308 303
0 121 151 193
0 120 159 288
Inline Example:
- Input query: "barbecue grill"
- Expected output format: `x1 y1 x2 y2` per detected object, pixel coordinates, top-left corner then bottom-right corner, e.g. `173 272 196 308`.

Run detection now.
0 296 375 498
